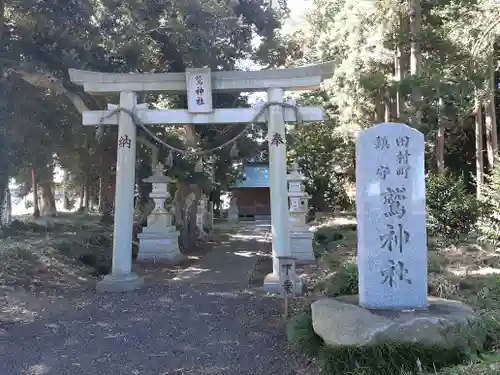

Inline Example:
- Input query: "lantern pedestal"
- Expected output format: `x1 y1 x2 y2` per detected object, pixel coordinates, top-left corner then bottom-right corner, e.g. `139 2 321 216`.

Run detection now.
289 230 315 264
137 230 184 264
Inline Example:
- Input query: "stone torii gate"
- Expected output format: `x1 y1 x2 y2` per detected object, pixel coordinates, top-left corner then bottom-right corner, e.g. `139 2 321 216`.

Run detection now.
69 63 333 293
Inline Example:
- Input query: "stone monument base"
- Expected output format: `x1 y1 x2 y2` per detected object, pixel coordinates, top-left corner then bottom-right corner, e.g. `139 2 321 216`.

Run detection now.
311 295 484 349
263 272 306 296
96 272 144 293
290 229 315 264
137 231 185 264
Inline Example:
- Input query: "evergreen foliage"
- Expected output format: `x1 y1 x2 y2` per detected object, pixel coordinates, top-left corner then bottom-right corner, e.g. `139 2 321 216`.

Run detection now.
478 163 500 246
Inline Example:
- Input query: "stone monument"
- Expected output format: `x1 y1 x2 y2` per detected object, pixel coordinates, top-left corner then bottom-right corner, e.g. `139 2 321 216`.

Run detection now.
306 123 482 360
356 122 427 310
228 195 239 223
137 163 184 264
287 162 315 264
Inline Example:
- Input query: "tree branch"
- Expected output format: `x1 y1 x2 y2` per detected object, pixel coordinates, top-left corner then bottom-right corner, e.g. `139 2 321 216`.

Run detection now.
11 68 90 113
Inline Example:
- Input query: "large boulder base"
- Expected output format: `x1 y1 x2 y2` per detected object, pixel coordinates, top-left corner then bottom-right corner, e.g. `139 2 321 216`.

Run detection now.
312 295 484 349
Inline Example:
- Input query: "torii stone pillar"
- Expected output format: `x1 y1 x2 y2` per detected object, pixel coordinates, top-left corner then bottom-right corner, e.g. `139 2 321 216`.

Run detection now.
69 62 333 293
263 87 294 292
96 91 144 292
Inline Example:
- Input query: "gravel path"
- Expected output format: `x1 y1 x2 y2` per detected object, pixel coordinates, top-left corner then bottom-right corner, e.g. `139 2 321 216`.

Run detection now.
0 222 313 375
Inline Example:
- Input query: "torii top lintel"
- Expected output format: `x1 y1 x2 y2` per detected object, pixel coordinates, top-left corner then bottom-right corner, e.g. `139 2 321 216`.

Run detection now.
68 62 334 94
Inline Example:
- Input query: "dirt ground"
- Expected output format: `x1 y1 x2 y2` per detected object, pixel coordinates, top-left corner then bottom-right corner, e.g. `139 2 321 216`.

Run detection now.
0 214 321 375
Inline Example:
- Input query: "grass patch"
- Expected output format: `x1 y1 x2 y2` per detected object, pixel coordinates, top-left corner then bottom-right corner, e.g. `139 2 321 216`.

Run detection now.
55 233 112 276
439 353 500 375
0 219 49 236
315 262 359 297
0 214 114 288
287 309 477 375
286 310 324 357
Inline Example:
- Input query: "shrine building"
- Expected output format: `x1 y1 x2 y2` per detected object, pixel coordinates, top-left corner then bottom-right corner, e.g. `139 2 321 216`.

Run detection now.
229 162 271 219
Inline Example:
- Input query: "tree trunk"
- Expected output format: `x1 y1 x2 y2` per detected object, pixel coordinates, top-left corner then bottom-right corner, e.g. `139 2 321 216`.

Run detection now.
174 183 196 250
31 167 40 217
79 184 85 211
98 170 109 213
485 102 494 169
62 169 71 210
485 50 498 168
40 182 57 216
408 0 422 127
84 174 90 212
210 188 221 217
375 94 386 123
475 93 484 198
436 97 445 174
0 0 6 230
0 0 4 42
181 124 202 249
173 186 184 228
0 183 9 229
394 48 401 120
3 187 11 226
396 7 410 123
89 180 100 211
384 91 391 122
99 168 113 223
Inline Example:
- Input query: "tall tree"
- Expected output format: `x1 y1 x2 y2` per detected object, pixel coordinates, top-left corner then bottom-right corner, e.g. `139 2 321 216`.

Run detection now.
408 0 422 126
475 92 485 198
485 46 498 168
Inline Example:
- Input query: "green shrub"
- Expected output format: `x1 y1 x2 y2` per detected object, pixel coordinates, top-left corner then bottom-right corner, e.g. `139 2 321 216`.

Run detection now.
314 227 344 244
477 163 500 247
324 262 358 297
343 223 357 231
471 275 500 310
1 220 48 235
83 233 112 248
426 172 479 241
55 236 112 276
478 311 500 351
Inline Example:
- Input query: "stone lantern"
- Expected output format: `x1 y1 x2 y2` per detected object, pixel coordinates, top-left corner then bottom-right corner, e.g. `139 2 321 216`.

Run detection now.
137 163 184 264
287 162 315 264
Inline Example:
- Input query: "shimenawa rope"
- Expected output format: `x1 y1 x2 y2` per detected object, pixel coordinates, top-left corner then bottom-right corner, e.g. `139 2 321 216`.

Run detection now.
99 101 303 157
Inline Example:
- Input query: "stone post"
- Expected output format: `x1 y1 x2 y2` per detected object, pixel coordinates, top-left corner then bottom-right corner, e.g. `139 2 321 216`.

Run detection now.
97 91 144 293
264 89 303 294
288 162 315 264
228 194 239 223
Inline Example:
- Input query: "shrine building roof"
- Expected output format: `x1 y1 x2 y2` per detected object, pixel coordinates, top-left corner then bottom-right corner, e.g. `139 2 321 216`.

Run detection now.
231 164 270 189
